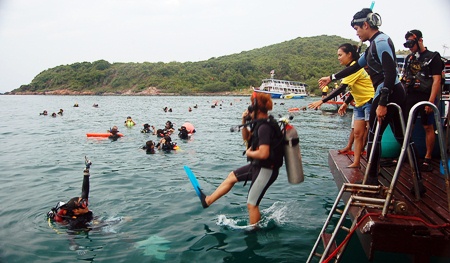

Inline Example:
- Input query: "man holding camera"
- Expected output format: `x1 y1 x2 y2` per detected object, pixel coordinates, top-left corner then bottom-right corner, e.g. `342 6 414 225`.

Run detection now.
402 29 444 172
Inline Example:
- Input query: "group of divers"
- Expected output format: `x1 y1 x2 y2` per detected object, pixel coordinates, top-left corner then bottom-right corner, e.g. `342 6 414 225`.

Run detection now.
111 116 196 153
39 109 64 117
40 103 197 154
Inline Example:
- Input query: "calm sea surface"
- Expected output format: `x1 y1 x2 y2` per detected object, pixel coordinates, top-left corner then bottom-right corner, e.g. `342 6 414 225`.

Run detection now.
0 95 409 262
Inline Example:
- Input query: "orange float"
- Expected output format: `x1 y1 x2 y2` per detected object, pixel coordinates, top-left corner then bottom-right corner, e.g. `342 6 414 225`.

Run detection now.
86 133 124 137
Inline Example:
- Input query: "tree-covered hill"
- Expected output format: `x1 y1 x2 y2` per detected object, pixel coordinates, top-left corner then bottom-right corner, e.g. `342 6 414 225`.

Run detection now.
10 35 362 95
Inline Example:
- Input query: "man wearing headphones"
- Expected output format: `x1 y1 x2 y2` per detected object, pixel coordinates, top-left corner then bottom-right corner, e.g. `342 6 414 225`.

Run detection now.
318 8 424 192
402 30 444 172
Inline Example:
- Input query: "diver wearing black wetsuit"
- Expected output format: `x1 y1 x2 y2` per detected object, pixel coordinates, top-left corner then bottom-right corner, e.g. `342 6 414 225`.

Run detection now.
47 162 93 230
319 8 423 188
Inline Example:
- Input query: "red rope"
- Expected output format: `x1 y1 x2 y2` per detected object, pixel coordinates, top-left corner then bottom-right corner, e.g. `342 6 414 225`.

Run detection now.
323 212 380 263
322 212 450 263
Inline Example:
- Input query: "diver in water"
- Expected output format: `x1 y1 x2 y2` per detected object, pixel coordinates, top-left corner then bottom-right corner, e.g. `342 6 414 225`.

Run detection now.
156 135 177 152
141 123 155 134
47 157 93 230
164 121 175 135
142 140 156 154
108 126 121 140
124 116 136 127
178 126 189 140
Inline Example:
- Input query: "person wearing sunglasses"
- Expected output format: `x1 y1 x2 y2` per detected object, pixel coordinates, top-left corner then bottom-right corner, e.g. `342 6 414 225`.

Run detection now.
402 30 444 172
47 158 93 229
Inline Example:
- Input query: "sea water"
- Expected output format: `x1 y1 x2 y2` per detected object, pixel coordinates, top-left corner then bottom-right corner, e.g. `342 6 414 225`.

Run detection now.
0 95 411 262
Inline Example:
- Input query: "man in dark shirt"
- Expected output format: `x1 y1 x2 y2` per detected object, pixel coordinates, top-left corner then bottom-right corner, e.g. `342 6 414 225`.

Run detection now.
402 29 444 171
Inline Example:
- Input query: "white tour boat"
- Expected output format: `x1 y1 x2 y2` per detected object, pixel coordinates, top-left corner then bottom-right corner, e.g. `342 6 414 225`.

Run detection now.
252 71 308 99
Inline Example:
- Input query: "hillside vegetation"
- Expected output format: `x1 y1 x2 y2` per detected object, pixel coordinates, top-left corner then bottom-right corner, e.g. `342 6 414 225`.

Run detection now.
11 35 364 96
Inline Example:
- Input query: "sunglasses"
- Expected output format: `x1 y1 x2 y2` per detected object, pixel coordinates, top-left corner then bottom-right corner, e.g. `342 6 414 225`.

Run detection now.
403 39 416 48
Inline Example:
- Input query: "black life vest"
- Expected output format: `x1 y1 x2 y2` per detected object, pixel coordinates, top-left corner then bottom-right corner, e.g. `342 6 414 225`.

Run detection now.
403 51 443 93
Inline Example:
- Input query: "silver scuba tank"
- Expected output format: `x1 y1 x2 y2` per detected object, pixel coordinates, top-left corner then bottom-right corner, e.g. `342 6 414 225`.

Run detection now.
284 123 304 184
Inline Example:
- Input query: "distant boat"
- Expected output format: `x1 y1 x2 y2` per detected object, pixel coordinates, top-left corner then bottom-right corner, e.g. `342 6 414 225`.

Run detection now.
252 72 308 99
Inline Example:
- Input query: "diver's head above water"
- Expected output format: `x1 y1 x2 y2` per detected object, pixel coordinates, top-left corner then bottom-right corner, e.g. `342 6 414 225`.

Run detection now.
65 197 89 216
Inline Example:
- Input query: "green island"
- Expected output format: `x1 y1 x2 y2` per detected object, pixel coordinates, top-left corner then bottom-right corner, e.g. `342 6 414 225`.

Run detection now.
9 35 389 96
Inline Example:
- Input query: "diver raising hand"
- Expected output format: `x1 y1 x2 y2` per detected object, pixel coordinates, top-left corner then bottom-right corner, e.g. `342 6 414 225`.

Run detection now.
47 157 93 230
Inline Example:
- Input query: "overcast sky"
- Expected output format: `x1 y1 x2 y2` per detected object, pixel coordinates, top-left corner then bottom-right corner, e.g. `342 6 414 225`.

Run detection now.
1 0 449 93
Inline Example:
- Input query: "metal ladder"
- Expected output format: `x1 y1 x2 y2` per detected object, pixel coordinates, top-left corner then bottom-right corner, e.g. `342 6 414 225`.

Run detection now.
305 183 387 263
306 102 450 263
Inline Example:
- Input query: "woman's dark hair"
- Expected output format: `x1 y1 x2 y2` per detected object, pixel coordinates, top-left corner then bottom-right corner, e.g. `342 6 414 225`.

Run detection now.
338 43 360 61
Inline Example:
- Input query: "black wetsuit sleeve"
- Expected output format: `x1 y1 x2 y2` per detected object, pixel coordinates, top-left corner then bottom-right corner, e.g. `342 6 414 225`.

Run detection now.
334 63 362 80
344 93 354 105
81 171 90 200
322 84 348 103
379 52 397 106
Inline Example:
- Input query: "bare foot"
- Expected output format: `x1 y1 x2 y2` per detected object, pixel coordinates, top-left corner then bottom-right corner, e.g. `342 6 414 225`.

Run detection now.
347 163 360 168
338 148 352 153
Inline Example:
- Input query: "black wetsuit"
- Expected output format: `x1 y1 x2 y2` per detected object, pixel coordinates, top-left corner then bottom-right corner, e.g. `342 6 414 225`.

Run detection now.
333 32 422 185
51 171 94 230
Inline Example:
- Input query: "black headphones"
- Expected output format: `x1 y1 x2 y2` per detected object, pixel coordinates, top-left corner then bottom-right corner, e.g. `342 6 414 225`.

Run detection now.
351 13 382 28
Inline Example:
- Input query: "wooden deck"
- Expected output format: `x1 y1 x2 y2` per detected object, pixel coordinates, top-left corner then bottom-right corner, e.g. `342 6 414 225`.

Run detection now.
328 150 450 262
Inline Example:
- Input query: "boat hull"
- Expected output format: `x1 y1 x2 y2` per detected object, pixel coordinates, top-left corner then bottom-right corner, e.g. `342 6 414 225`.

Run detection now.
253 78 308 99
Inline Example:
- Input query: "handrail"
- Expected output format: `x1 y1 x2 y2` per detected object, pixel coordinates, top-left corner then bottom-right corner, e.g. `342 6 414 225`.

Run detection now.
386 101 450 214
362 102 422 200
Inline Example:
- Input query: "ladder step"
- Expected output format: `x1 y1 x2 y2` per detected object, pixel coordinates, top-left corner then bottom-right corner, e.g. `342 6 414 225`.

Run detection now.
340 226 350 232
321 233 337 258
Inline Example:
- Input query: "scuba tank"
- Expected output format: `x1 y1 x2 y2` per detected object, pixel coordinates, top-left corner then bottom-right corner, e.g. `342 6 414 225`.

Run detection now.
283 123 304 184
